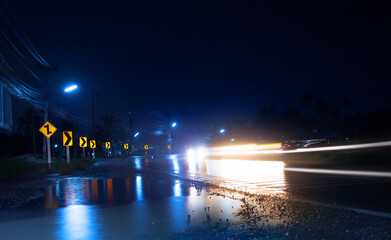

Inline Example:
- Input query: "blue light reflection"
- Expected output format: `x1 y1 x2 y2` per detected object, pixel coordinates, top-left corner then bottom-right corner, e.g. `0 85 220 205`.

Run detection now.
136 175 143 201
57 205 97 240
170 155 180 174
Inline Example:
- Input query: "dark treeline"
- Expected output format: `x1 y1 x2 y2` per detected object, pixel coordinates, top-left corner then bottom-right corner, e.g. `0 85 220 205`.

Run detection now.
2 93 391 156
210 93 391 146
253 105 391 143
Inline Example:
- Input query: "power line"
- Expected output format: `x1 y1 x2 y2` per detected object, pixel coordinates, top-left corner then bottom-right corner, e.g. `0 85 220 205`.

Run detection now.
0 1 52 68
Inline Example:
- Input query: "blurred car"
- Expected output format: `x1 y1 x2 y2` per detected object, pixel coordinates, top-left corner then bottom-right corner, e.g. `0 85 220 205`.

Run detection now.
282 139 325 150
282 140 303 151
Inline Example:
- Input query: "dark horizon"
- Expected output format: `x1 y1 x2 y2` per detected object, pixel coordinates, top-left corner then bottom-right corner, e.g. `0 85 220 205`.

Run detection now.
1 0 390 135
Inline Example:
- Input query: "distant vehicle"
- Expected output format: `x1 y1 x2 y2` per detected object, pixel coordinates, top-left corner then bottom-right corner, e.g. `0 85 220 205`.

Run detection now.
282 140 303 150
282 139 325 151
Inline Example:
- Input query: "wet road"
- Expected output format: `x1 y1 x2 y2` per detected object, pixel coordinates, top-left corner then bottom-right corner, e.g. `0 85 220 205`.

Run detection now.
140 154 391 214
0 172 241 239
1 154 391 239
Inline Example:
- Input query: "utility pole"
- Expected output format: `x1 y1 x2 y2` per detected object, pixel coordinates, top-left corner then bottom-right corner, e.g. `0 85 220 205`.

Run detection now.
91 89 95 159
32 107 36 154
91 88 95 138
38 63 58 159
73 100 77 159
42 73 49 159
128 97 135 152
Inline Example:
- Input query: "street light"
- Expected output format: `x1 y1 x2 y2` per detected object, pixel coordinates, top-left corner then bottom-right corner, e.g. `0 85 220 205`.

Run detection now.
64 84 78 93
219 128 225 134
64 83 78 160
168 122 177 154
134 132 140 137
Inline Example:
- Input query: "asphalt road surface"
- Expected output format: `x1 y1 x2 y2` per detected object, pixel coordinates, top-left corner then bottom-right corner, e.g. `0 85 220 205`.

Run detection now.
0 154 390 239
139 154 391 214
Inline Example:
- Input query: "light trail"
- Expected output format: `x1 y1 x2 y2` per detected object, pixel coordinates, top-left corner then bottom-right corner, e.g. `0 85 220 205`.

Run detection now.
284 167 391 178
207 141 391 156
208 143 282 155
293 141 391 152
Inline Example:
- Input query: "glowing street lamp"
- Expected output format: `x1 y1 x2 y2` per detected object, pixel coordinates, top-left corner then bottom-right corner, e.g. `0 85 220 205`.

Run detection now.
134 132 140 137
219 129 225 134
63 83 78 160
64 84 78 93
168 122 177 154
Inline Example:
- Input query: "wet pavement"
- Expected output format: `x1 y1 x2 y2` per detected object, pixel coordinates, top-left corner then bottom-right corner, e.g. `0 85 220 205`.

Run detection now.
137 154 391 214
1 154 391 239
0 176 240 239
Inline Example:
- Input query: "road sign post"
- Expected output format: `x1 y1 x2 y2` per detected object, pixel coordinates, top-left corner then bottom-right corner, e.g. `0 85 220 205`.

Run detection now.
105 142 111 157
63 131 73 164
66 146 70 164
80 137 87 159
144 145 148 155
124 143 129 156
90 140 96 159
39 121 57 169
47 137 51 167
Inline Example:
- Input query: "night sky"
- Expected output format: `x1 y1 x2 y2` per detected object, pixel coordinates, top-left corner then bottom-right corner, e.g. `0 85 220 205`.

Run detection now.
2 0 391 134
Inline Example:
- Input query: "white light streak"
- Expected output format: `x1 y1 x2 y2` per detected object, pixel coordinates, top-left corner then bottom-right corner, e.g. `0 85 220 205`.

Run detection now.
208 141 391 156
293 141 391 152
208 143 282 155
285 167 391 178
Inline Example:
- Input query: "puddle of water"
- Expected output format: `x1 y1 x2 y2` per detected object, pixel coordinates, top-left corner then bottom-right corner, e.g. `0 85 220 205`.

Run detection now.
0 175 241 240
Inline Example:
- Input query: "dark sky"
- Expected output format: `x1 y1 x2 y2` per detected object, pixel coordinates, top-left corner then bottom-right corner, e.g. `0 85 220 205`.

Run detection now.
2 0 391 133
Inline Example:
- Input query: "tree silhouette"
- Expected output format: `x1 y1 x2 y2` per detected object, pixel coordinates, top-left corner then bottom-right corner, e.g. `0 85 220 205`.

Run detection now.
342 98 350 116
95 114 126 151
329 105 341 120
315 99 329 119
17 108 42 154
300 92 313 118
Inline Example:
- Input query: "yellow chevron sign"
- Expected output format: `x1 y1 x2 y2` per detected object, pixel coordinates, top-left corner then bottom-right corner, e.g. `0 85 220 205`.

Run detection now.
80 137 87 147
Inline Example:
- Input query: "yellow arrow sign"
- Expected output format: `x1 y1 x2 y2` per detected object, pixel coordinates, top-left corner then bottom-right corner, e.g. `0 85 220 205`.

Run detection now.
105 142 111 149
90 140 96 149
80 137 87 147
144 145 148 150
124 143 129 149
63 131 73 146
39 121 57 138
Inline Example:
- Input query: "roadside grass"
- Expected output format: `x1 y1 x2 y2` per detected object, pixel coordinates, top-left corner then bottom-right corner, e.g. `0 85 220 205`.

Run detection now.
0 156 102 179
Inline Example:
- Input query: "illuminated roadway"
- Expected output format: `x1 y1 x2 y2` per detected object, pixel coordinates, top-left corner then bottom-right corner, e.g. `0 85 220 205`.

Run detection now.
138 143 391 216
1 145 390 239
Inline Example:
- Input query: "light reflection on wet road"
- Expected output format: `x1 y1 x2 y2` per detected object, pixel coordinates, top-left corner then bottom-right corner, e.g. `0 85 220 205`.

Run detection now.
0 175 241 239
142 154 391 213
1 154 391 239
